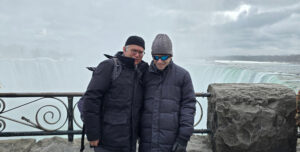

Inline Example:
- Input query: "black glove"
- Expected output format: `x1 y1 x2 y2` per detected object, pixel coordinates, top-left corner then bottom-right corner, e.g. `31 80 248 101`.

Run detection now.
172 138 187 152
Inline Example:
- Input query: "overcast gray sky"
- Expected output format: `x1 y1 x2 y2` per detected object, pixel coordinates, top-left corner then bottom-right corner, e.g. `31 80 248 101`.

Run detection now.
0 0 299 60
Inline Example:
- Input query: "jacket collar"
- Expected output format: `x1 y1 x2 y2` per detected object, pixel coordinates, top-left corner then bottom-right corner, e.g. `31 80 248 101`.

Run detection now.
115 51 135 69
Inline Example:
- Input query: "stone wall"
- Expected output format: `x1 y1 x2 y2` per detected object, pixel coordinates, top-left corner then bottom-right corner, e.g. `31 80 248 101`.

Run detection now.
207 83 297 152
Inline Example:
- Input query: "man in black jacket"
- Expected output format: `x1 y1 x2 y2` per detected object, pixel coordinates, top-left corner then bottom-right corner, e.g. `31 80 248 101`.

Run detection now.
83 35 148 152
139 34 196 152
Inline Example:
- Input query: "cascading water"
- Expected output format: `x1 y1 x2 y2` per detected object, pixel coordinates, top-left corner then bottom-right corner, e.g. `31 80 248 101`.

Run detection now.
0 57 91 92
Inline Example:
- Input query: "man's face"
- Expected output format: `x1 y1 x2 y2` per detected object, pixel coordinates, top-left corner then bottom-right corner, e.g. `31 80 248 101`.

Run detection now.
123 45 145 65
153 55 172 71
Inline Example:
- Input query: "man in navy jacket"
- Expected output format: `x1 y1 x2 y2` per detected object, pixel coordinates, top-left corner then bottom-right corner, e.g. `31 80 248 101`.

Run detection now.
139 34 196 152
83 36 148 152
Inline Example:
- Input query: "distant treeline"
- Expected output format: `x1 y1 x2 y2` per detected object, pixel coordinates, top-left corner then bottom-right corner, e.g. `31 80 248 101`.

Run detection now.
211 54 300 63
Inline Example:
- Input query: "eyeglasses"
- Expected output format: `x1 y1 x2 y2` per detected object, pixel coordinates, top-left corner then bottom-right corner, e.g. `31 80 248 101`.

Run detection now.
130 49 145 56
153 55 170 61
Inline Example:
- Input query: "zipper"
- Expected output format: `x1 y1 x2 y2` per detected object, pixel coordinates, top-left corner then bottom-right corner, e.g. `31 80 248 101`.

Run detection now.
157 73 163 150
130 68 137 152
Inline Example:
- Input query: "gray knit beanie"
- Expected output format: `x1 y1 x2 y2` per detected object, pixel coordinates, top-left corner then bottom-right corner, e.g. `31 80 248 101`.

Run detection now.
151 34 173 56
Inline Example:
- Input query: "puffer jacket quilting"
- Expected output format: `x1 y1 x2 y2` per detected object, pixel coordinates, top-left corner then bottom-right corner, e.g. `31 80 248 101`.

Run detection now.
139 61 196 152
83 52 148 152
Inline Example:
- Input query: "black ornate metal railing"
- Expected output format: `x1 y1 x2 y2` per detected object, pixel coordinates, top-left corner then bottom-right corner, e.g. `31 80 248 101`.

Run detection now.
0 92 211 141
0 92 83 141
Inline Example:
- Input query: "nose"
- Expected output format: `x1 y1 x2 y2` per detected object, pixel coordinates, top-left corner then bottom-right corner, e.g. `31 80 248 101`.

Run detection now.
157 59 164 63
133 53 140 58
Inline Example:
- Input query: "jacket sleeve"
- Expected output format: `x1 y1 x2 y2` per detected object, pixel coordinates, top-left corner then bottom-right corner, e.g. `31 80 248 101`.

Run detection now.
83 59 113 141
177 71 196 142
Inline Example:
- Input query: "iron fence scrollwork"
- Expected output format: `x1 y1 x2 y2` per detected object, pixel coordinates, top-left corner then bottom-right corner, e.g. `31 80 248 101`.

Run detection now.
0 92 210 141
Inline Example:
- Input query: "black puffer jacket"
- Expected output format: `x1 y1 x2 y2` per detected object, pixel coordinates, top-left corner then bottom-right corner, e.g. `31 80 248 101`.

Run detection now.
139 61 196 152
83 52 148 152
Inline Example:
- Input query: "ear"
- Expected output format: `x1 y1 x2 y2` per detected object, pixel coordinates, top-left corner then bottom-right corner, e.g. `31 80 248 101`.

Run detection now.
123 46 126 53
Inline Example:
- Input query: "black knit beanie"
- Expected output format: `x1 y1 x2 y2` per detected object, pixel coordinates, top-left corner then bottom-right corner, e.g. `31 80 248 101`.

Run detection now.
125 36 145 49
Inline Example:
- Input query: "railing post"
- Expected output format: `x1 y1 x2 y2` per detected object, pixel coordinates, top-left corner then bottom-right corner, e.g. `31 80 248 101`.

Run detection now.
67 96 74 142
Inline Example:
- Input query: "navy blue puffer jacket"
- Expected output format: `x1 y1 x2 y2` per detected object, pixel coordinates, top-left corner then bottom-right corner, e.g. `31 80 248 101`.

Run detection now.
139 61 196 152
83 52 148 152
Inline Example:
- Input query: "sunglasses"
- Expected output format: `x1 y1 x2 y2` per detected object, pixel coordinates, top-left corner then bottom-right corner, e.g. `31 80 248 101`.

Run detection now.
153 55 170 61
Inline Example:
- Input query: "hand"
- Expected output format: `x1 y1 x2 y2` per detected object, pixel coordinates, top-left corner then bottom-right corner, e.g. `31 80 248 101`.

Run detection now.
89 140 99 147
172 141 186 152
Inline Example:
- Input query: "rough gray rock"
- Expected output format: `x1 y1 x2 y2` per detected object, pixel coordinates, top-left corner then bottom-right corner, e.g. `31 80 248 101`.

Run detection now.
0 135 212 152
30 137 93 152
187 135 212 152
0 138 36 152
2 135 300 152
207 83 297 152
